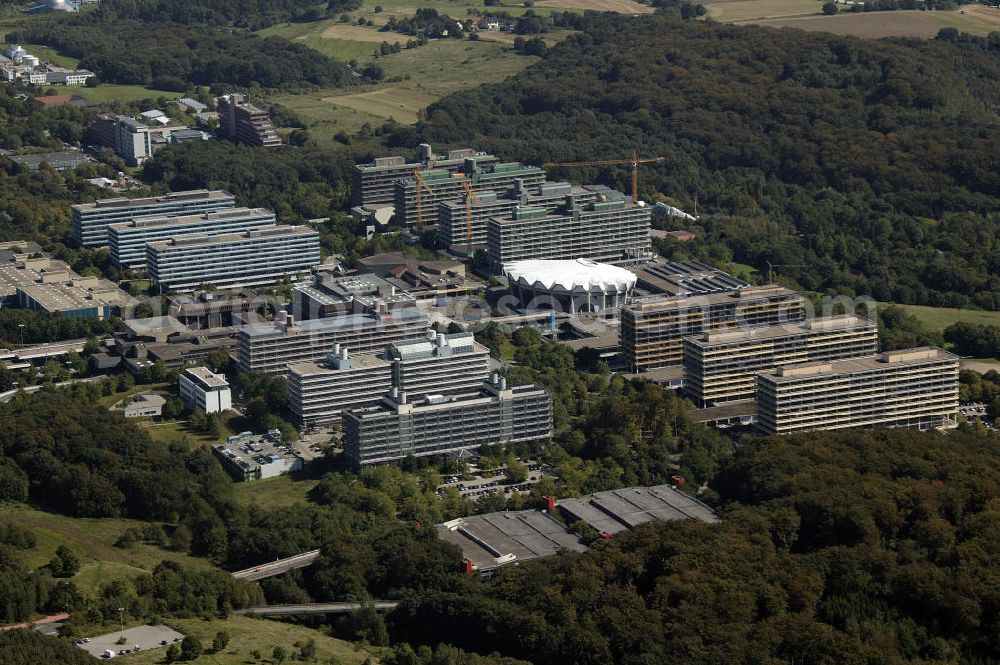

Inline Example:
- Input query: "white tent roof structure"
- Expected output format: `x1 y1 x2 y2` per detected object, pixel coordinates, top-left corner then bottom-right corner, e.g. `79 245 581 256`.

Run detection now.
504 258 637 293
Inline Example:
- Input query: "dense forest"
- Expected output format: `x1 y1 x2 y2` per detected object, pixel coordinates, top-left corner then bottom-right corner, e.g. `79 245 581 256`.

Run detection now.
7 17 353 89
414 16 1000 309
390 427 1000 664
91 0 363 29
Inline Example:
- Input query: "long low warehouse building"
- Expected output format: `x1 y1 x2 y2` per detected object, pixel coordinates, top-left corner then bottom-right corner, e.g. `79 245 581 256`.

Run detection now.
437 484 719 572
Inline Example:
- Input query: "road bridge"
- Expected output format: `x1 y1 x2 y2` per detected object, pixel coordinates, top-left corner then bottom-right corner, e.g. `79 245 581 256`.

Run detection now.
236 602 398 616
231 549 321 581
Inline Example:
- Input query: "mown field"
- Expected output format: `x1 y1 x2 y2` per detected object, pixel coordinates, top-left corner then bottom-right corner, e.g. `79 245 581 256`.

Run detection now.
705 0 822 22
126 616 380 665
891 302 1000 334
269 38 539 142
737 5 1000 37
71 85 184 104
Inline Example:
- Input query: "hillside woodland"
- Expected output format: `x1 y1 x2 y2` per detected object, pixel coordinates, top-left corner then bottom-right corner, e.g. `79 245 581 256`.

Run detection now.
414 16 1000 309
5 0 361 88
390 428 1000 665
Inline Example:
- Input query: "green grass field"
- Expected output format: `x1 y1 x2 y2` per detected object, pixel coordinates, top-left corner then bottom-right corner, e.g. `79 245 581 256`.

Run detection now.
24 43 81 69
890 303 1000 334
0 505 215 594
269 39 538 144
705 0 822 22
71 85 185 105
737 5 1000 38
127 616 380 665
233 474 319 509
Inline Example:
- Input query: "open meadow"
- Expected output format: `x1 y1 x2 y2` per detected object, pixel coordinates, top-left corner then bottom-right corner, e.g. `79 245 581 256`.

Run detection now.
125 616 380 665
0 504 215 594
270 39 539 142
730 4 1000 37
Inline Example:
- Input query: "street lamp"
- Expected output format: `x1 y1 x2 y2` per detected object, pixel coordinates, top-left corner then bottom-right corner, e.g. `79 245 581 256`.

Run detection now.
117 607 124 639
17 323 25 348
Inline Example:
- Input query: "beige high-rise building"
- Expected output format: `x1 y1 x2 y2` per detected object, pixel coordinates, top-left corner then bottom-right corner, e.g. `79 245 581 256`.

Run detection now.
682 315 879 407
756 347 959 434
620 286 806 371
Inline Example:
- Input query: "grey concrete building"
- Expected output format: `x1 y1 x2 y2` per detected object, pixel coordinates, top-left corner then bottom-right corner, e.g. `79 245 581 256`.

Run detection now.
351 144 499 207
756 347 959 435
109 207 275 270
236 308 430 375
147 225 319 292
486 194 652 273
287 331 491 427
343 375 552 468
683 315 880 407
72 189 235 248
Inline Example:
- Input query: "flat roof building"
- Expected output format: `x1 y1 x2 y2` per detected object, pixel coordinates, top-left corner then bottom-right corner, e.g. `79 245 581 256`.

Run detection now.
394 161 546 229
167 290 268 329
8 150 92 172
343 375 552 469
109 207 276 270
438 180 598 253
147 225 320 292
437 484 718 572
122 393 166 418
351 144 499 207
757 347 959 435
72 189 236 248
236 308 430 375
629 259 749 297
683 315 880 407
16 276 138 319
291 272 416 321
179 366 232 414
620 285 806 371
287 330 491 427
486 194 651 273
0 256 73 305
213 431 302 482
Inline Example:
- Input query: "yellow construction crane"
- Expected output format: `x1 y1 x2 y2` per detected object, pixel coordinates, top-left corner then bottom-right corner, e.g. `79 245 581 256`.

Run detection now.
413 170 434 231
765 261 808 283
543 149 665 204
461 180 480 249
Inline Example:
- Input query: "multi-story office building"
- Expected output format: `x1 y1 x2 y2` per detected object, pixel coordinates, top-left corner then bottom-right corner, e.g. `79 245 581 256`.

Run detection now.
147 225 319 292
114 117 152 166
486 195 652 273
72 189 236 248
287 331 491 426
394 161 546 229
756 347 959 435
620 285 806 371
217 94 280 147
109 207 275 270
438 180 600 253
342 375 552 468
351 144 499 206
683 315 880 407
236 308 429 375
179 366 232 414
292 272 416 320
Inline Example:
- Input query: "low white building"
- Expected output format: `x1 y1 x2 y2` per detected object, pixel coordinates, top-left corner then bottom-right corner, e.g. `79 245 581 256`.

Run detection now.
179 366 231 413
122 393 166 418
504 258 638 313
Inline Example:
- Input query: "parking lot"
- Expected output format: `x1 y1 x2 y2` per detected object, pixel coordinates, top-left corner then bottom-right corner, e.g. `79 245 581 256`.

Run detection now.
437 462 548 499
76 624 185 658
